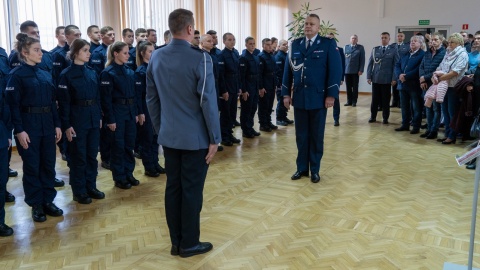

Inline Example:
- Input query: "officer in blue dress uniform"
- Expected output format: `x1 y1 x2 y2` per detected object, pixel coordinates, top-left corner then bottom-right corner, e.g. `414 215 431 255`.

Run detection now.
239 37 262 138
57 39 105 204
282 14 342 183
6 34 64 222
100 41 140 190
218 33 242 145
258 38 278 132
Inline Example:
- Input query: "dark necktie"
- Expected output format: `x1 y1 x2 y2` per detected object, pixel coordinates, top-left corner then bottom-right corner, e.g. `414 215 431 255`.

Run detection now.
307 39 311 50
382 46 386 53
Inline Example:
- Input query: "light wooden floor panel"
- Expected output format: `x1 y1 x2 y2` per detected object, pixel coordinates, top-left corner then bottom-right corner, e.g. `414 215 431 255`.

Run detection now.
1 93 479 269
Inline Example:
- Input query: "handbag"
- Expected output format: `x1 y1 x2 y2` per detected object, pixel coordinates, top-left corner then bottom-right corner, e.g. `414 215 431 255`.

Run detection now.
470 108 480 138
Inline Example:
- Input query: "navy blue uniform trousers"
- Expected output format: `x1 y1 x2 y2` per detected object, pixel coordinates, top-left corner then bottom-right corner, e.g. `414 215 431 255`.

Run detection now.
240 91 259 133
0 146 7 223
139 111 159 171
109 118 136 182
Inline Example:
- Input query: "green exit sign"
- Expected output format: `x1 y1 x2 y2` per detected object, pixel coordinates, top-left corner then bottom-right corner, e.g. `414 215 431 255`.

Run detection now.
419 20 430 25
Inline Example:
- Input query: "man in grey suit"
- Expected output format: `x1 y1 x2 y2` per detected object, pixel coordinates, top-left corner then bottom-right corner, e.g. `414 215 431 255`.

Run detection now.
344 35 365 107
366 32 399 124
146 8 221 258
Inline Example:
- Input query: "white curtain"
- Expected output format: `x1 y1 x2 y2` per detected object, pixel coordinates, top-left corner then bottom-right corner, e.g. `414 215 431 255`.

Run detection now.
257 0 289 43
0 0 10 50
63 0 103 38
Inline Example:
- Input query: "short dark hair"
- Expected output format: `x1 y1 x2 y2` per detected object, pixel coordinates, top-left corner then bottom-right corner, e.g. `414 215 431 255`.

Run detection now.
163 30 170 39
307 14 320 21
271 37 278 43
207 30 217 35
262 38 271 45
194 30 200 35
20 20 38 33
168 9 194 35
381 32 390 36
122 28 133 37
100 26 114 35
468 33 474 39
55 26 65 36
64 25 79 36
475 30 480 36
147 29 156 36
223 32 233 42
245 36 254 43
87 25 99 35
135 28 147 37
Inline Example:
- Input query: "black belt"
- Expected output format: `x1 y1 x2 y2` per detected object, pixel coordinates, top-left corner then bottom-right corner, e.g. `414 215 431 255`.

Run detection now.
21 106 51 113
113 98 135 105
73 99 96 106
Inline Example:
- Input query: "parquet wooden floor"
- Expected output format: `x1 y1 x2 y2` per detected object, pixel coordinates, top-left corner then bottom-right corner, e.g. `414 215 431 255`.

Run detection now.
1 93 479 270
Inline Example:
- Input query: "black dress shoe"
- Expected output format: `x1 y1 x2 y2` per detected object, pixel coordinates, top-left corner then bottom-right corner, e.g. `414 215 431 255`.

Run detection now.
311 173 321 183
155 165 166 174
352 103 357 107
43 202 63 216
437 137 447 142
420 131 430 138
179 242 213 258
127 176 140 186
145 169 160 177
382 120 389 124
242 132 255 138
344 103 351 106
276 120 288 126
410 129 420 134
395 126 409 131
421 124 428 129
291 171 309 180
73 193 92 204
171 245 179 256
285 118 294 124
133 151 142 159
32 205 46 222
101 161 111 170
368 118 376 123
115 180 132 189
426 131 438 139
0 223 13 237
5 191 15 203
334 121 339 126
442 139 456 144
252 130 261 136
61 152 67 161
54 178 65 187
234 120 241 126
467 164 476 170
230 136 241 144
269 123 278 130
221 140 233 146
87 188 105 199
218 145 224 151
8 168 18 177
260 126 272 132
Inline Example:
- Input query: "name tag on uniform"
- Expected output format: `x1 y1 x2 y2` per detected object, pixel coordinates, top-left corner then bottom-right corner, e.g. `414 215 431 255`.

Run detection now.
53 62 61 66
313 50 324 53
5 87 14 91
101 81 110 85
218 61 224 65
91 59 101 63
58 85 67 89
135 82 142 85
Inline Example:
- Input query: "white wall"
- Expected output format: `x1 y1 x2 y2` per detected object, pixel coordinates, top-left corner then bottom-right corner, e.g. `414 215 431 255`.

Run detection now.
288 0 479 92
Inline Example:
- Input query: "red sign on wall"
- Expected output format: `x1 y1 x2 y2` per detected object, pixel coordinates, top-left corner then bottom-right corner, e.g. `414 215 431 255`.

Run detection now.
462 24 469 30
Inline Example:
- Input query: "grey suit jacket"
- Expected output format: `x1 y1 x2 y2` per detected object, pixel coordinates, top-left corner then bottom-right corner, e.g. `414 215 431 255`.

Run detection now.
146 38 221 150
366 45 399 84
344 44 365 74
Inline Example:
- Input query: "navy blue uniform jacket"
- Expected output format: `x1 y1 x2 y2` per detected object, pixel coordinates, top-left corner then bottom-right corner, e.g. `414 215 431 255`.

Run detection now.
218 48 240 94
394 49 426 90
258 50 278 90
239 50 262 93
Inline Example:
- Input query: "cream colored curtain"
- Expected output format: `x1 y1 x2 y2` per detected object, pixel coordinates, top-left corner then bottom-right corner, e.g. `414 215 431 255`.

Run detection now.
257 0 289 43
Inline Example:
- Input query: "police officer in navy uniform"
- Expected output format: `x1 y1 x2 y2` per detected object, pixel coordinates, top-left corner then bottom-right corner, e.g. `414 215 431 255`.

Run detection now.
127 28 148 72
275 39 293 126
282 14 342 183
391 32 410 107
0 47 14 236
6 34 64 222
218 33 242 145
366 32 399 124
49 26 66 55
100 41 141 190
87 25 101 53
239 37 262 138
344 34 365 107
135 41 166 177
8 20 64 188
258 38 278 132
206 30 222 55
57 39 105 204
327 33 345 126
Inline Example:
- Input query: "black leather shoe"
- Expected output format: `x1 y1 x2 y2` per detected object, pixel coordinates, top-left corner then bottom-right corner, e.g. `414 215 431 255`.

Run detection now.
133 151 142 159
382 120 389 124
260 126 272 132
61 152 67 161
73 193 92 204
467 164 476 170
171 245 179 256
8 168 18 177
0 223 13 237
221 140 233 146
437 138 447 142
43 202 63 216
344 103 351 106
311 173 321 183
5 191 15 203
145 170 160 177
285 118 294 124
276 120 288 126
442 139 456 145
218 145 224 151
179 242 213 258
127 176 140 186
291 171 309 180
32 205 46 222
54 178 65 187
242 132 255 138
421 124 428 129
410 129 420 134
395 126 410 131
115 180 132 189
334 121 339 126
426 131 438 139
101 161 111 170
368 118 376 123
420 131 430 138
352 103 357 107
269 123 278 130
155 165 166 174
230 136 241 144
87 188 105 199
252 130 261 136
234 120 241 126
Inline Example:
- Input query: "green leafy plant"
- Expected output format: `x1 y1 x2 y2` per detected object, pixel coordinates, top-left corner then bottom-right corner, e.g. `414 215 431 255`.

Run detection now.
286 2 338 41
